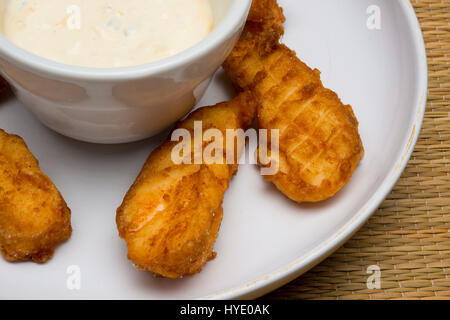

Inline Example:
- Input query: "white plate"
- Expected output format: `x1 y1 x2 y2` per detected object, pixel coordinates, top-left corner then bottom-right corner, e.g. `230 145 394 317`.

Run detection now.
0 0 427 299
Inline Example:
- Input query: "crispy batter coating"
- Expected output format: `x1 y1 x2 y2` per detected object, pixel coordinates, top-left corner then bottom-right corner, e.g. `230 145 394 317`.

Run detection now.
0 129 71 262
116 92 257 278
223 0 364 203
248 0 285 32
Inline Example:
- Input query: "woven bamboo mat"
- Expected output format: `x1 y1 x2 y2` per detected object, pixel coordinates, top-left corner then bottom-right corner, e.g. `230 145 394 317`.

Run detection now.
266 0 450 300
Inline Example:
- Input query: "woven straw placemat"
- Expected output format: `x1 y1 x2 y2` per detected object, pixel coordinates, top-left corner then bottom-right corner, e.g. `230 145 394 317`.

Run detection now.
266 0 450 300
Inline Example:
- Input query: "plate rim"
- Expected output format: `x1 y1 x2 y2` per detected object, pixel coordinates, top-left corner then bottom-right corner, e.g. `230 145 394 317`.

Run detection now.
203 0 428 300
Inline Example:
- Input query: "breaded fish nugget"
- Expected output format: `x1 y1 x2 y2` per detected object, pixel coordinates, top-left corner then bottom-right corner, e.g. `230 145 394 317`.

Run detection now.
0 130 71 262
223 0 364 203
116 92 257 278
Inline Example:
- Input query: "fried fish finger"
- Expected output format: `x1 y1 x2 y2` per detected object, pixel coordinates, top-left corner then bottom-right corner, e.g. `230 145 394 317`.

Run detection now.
223 0 364 203
116 92 257 278
247 0 285 32
0 129 72 262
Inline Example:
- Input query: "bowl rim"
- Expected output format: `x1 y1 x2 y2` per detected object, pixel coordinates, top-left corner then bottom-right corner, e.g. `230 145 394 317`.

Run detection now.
203 0 429 300
0 0 251 81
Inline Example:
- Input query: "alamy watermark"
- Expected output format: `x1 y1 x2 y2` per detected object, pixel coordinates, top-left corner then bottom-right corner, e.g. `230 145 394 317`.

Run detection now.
170 122 280 176
366 265 381 290
367 5 381 30
66 5 81 30
66 265 81 290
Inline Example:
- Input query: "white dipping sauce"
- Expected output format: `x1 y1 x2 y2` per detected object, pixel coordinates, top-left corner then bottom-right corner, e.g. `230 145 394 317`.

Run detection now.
3 0 214 68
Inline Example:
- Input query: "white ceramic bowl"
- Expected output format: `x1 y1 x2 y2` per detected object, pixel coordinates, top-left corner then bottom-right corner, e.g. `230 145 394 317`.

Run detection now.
0 0 251 144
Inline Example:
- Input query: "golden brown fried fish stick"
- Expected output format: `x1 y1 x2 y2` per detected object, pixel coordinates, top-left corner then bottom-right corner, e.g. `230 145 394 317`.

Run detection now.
248 0 285 32
116 92 257 278
223 3 364 203
0 129 71 262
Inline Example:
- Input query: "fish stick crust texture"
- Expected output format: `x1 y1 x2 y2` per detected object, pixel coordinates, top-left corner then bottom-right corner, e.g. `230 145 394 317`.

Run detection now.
223 0 364 203
248 0 285 31
0 130 72 262
116 92 257 278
